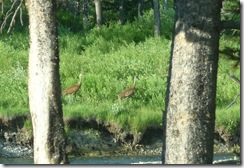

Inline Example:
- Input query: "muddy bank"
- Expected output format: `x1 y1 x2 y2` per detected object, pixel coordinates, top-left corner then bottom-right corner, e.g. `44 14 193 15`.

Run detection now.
0 115 240 158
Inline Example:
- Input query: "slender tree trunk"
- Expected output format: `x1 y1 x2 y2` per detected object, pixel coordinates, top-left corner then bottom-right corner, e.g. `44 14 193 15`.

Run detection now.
83 0 89 30
27 0 68 164
138 0 144 17
153 0 161 36
164 0 168 10
94 0 103 26
163 0 222 164
119 0 125 25
1 0 3 15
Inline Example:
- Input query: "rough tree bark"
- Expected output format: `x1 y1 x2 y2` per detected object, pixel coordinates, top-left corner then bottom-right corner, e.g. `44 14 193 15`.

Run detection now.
27 0 68 164
153 0 161 36
94 0 103 26
163 0 222 164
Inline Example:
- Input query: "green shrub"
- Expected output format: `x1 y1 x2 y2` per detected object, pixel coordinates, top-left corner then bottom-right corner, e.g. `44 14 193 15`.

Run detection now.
0 8 240 134
216 105 240 133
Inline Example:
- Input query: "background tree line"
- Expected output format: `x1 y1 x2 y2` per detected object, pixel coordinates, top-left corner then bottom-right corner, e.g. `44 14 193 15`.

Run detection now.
0 0 174 33
0 0 239 38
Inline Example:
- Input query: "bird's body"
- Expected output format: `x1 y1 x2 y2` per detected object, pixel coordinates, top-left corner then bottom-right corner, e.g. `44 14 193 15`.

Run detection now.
118 76 136 100
63 73 83 96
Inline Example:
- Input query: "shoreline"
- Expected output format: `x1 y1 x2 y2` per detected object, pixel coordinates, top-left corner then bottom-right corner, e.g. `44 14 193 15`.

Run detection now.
0 115 240 159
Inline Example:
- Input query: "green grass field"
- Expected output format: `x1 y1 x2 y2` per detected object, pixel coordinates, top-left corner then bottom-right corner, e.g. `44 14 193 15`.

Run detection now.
0 9 240 135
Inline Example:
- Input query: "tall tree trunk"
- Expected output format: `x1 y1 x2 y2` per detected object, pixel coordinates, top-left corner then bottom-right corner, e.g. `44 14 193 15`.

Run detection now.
94 0 103 26
153 0 161 36
27 0 68 164
164 0 168 10
119 0 125 25
163 0 222 164
83 0 89 30
138 0 144 17
1 0 3 15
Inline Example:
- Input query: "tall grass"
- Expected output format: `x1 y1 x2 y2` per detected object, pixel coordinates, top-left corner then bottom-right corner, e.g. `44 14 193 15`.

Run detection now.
0 33 29 116
215 104 240 133
0 8 240 134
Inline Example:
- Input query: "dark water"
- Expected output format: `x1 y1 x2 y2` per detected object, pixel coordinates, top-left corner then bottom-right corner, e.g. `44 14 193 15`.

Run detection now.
0 153 238 164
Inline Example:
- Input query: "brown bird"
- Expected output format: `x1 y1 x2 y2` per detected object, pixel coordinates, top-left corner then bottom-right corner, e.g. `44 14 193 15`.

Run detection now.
63 73 83 96
118 76 137 100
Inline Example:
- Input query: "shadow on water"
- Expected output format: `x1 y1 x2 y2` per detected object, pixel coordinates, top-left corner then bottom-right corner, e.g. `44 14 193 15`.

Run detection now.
0 153 240 164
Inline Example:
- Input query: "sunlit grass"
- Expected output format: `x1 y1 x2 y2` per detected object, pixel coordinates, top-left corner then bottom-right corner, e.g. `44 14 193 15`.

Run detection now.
0 8 240 134
130 107 162 133
0 107 28 117
62 99 162 134
216 104 240 132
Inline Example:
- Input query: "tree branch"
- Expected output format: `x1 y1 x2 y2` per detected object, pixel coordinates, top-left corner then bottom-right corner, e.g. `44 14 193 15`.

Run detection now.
7 0 23 33
226 74 240 109
229 74 240 84
226 94 240 110
0 0 24 34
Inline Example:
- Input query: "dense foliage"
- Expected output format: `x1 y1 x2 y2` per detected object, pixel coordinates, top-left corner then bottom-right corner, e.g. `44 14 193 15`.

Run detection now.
0 0 240 134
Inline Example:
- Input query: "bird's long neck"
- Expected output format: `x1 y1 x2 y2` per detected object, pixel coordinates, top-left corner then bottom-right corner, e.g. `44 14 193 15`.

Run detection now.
78 76 82 85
